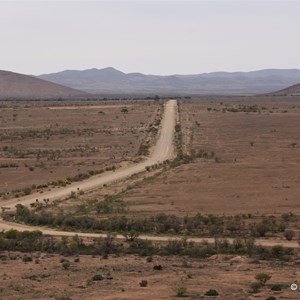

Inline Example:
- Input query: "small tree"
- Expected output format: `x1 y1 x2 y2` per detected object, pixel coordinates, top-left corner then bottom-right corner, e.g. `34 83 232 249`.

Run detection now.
255 273 271 286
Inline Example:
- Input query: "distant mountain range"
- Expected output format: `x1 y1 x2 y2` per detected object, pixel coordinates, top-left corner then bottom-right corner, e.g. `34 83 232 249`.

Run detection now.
1 68 300 99
38 67 300 96
0 70 89 99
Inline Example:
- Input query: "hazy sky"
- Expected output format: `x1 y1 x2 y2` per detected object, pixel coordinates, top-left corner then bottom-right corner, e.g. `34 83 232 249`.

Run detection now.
1 1 300 75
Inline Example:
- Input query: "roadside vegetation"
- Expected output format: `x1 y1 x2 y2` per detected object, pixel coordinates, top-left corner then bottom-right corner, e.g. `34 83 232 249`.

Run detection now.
137 102 164 157
0 229 295 261
3 203 298 245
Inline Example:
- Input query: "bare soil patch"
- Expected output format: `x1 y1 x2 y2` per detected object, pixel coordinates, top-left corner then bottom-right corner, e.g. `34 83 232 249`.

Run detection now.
0 252 298 299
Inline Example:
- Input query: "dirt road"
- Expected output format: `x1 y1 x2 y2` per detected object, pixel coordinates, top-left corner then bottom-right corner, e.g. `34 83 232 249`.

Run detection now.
0 99 298 249
0 100 177 210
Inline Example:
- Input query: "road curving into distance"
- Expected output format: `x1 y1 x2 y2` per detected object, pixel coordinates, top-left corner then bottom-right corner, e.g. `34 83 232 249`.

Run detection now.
0 99 298 249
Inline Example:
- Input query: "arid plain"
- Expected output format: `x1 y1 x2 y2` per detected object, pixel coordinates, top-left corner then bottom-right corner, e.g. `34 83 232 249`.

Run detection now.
1 96 300 300
123 96 300 216
0 100 160 194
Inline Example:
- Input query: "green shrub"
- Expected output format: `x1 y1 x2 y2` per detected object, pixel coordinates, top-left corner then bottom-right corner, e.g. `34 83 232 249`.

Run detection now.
139 280 148 287
62 261 70 270
205 289 219 296
270 245 284 259
137 144 149 156
92 274 104 281
270 284 281 291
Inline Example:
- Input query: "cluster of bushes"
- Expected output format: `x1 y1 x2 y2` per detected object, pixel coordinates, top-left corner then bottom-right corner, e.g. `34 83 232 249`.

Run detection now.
9 205 290 240
137 143 150 156
0 229 294 261
11 184 48 198
0 163 18 168
223 104 261 113
156 148 216 172
94 197 125 214
206 104 268 113
0 128 101 142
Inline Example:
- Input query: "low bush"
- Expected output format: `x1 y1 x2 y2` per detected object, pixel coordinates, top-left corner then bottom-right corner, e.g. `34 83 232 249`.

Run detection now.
250 282 261 293
205 289 219 296
270 284 281 291
284 229 295 241
176 287 187 297
92 274 104 281
139 280 148 287
255 273 272 285
62 261 70 270
22 256 33 262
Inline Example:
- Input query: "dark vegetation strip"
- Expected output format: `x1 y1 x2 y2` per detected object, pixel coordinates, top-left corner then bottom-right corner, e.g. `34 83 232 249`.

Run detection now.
0 229 294 261
4 204 295 240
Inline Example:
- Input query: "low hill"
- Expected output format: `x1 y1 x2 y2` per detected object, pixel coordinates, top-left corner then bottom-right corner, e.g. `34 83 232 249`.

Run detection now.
0 70 89 99
38 67 300 96
271 83 300 96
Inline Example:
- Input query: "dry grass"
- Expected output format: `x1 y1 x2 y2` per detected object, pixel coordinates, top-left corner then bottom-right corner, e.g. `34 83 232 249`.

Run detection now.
120 96 300 216
0 252 298 299
0 100 159 194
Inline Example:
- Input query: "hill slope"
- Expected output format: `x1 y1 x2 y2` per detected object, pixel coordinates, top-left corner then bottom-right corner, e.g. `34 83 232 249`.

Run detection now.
0 70 89 99
38 67 300 95
271 83 300 95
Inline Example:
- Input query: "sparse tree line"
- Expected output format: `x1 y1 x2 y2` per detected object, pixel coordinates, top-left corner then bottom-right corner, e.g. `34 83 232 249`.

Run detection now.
5 204 297 242
0 229 294 261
